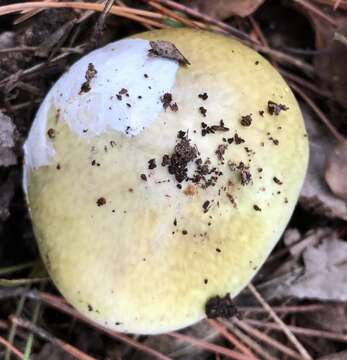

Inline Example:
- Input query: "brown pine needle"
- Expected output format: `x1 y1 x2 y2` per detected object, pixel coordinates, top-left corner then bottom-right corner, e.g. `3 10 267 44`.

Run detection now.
0 335 24 360
146 0 256 42
11 316 96 360
280 68 334 100
290 82 345 143
238 304 329 315
148 0 200 29
248 284 312 360
167 331 250 360
232 318 304 360
245 319 347 343
0 2 166 28
221 320 277 360
208 319 259 360
29 292 173 360
294 0 339 26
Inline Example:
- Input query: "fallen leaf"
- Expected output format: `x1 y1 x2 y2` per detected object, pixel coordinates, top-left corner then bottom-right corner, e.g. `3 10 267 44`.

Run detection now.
300 104 347 221
148 40 190 66
325 140 347 202
0 111 17 167
186 0 265 19
278 228 347 301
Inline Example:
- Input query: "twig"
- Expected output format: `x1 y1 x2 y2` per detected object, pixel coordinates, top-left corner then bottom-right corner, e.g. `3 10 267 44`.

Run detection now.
0 335 24 360
0 46 84 54
0 99 42 113
290 82 345 143
232 318 303 360
245 319 347 343
248 284 312 360
167 331 250 360
208 319 258 359
0 45 85 89
10 316 96 360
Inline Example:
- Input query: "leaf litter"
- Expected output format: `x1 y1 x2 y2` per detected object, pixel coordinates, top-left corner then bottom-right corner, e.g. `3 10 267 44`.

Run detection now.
0 1 347 360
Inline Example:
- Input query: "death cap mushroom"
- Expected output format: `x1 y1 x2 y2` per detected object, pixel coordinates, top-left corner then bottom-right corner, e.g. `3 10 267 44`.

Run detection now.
23 28 308 334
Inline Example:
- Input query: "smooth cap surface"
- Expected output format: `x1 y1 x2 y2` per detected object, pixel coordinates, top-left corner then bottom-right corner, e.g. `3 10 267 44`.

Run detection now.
24 29 309 334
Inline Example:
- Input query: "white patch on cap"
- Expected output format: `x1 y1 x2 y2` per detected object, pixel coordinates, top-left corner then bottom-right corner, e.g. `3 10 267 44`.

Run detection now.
23 38 179 192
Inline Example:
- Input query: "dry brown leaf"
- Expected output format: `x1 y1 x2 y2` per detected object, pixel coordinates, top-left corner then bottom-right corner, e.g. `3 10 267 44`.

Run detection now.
325 140 347 202
278 228 347 301
148 40 190 66
0 111 17 167
300 105 347 221
185 0 265 19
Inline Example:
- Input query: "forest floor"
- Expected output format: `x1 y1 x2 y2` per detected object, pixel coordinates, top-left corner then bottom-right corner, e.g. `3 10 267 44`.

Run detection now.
1 0 347 359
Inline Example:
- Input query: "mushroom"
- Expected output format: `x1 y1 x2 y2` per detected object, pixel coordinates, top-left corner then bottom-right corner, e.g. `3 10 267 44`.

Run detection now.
23 29 308 334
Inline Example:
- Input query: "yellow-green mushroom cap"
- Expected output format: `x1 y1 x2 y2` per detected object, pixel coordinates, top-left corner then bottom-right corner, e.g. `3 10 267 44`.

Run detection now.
23 29 308 334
